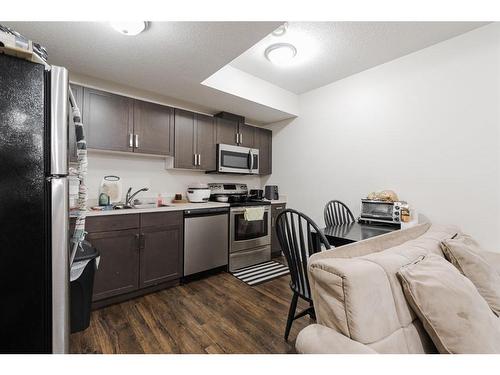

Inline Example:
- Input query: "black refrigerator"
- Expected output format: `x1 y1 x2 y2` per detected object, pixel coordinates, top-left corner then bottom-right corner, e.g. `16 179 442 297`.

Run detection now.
0 53 69 353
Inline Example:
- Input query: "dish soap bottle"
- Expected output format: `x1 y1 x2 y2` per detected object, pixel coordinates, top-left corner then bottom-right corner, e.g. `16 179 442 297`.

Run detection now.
157 193 163 207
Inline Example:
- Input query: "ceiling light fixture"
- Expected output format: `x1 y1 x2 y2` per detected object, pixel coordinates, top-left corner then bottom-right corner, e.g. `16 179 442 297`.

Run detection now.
272 22 288 37
110 21 148 36
264 43 297 66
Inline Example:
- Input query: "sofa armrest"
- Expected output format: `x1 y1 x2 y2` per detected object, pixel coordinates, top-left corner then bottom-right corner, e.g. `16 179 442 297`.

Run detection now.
481 250 500 275
295 324 377 354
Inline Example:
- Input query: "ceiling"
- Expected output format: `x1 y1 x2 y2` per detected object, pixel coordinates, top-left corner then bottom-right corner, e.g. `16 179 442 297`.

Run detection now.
230 22 489 94
1 21 490 124
2 21 286 124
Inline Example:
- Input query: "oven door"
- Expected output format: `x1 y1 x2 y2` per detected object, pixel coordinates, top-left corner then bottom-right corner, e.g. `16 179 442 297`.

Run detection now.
218 144 259 174
360 200 394 221
230 206 271 253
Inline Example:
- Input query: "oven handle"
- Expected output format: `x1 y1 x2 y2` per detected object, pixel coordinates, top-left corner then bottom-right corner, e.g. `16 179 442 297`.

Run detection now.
231 206 270 214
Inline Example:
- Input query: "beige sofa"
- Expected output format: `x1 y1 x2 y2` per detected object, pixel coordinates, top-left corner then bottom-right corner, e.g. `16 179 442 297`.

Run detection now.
296 223 463 354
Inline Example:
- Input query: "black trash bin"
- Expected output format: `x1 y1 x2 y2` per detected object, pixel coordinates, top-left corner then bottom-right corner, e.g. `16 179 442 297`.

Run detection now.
70 240 99 334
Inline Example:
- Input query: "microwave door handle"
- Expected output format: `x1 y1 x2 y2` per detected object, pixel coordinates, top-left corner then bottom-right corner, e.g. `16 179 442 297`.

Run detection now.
248 150 253 171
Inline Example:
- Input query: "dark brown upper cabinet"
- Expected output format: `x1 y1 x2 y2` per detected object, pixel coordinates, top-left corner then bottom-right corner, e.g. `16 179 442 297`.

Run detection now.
255 127 272 175
68 84 83 163
83 87 173 156
196 113 217 170
133 100 174 156
215 117 239 146
174 109 216 170
84 87 134 152
174 109 196 169
238 123 256 148
215 117 256 148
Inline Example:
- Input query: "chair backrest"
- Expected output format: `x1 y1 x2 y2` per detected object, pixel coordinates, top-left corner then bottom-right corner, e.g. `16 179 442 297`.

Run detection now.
276 209 331 300
324 200 355 226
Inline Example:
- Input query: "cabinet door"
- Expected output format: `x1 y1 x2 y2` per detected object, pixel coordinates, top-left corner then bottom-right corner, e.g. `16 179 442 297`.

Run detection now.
174 109 196 169
215 117 238 146
133 100 173 156
83 88 133 152
87 229 140 301
68 84 83 163
196 113 216 171
238 123 256 148
271 204 286 257
139 215 183 288
256 127 272 175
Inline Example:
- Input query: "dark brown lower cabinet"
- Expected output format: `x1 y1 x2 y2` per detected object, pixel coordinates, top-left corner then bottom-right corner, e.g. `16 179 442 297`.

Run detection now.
139 212 183 288
87 229 140 301
86 212 183 308
271 203 286 257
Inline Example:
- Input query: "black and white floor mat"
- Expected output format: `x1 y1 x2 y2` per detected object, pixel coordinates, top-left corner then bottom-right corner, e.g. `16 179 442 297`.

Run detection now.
231 261 290 286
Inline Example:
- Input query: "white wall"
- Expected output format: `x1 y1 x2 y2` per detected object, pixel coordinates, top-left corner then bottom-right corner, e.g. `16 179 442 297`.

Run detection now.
86 152 263 203
266 23 500 250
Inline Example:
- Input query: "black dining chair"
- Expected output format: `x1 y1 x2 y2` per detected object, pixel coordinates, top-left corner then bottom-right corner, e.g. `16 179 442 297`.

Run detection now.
324 200 355 226
276 208 332 341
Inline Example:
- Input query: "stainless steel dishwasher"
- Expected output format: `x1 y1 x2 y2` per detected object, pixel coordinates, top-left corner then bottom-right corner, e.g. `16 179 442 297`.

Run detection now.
184 207 229 276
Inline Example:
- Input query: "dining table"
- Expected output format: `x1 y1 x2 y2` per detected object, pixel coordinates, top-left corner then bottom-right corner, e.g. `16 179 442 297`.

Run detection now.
315 221 400 248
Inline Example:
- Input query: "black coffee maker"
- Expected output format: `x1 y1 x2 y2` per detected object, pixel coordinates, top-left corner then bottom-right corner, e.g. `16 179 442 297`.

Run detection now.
264 185 279 200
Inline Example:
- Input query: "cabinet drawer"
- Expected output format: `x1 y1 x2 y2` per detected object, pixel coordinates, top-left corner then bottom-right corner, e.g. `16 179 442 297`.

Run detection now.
141 211 183 228
86 214 140 232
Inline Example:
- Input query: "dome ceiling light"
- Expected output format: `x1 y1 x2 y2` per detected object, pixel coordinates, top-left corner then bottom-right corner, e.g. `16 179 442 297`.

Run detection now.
110 21 148 36
264 43 297 67
272 22 288 37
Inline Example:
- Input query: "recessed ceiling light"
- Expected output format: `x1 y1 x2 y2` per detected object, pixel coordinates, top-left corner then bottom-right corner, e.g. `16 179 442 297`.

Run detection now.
110 21 148 36
264 43 297 66
272 22 288 37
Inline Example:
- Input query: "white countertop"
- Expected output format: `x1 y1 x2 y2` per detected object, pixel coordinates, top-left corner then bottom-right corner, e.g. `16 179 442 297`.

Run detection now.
83 201 230 217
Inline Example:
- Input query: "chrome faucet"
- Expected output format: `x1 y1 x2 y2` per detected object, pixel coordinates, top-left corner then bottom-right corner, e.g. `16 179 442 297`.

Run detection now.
125 187 149 208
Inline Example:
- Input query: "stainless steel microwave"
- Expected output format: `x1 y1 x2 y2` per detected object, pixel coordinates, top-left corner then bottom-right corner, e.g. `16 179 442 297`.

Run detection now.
216 144 259 174
359 199 403 224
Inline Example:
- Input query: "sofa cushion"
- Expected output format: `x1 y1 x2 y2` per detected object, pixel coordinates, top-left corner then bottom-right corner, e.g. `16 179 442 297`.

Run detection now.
440 234 500 316
397 254 500 354
308 224 458 353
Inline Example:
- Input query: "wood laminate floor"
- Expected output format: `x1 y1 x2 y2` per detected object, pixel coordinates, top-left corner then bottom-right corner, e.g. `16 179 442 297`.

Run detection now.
70 271 311 354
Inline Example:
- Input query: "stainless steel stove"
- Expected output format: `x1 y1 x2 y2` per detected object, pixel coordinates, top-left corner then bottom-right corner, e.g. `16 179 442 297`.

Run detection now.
208 183 271 271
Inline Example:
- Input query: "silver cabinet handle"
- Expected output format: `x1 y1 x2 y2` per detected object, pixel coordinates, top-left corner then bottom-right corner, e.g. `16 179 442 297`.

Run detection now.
134 134 139 148
193 154 197 166
129 133 133 148
235 133 239 144
240 133 243 145
197 153 201 166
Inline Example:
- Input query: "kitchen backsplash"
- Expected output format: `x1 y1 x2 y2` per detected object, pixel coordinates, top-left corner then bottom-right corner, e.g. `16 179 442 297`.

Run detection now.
86 152 265 204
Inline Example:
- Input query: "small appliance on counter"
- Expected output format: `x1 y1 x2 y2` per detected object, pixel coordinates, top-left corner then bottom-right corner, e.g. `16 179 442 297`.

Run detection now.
186 183 211 203
358 190 406 226
264 185 279 200
249 189 264 200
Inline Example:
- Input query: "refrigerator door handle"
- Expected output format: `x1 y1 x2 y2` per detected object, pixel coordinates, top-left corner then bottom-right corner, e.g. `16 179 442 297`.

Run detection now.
50 66 69 176
51 177 69 354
